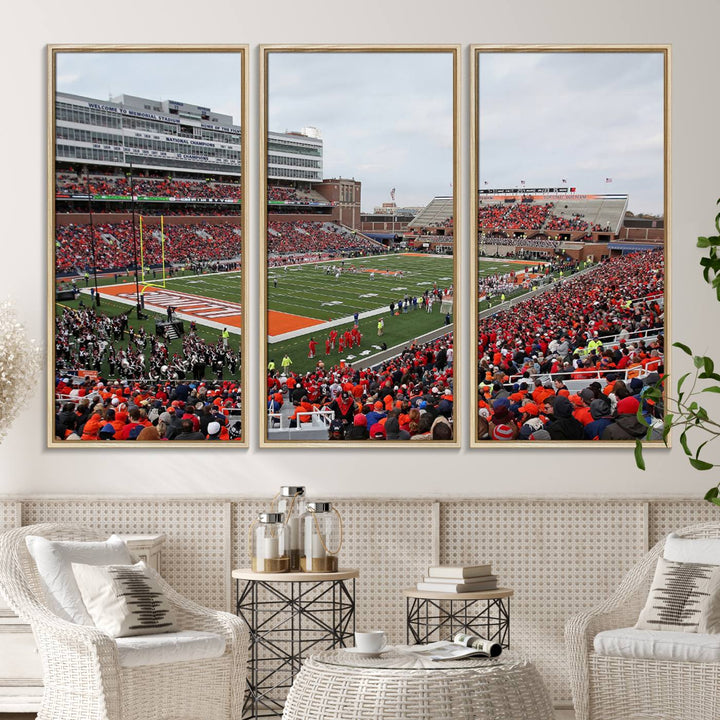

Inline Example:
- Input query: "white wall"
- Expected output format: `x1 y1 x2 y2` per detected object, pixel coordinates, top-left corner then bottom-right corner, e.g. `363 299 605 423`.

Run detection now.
1 0 719 498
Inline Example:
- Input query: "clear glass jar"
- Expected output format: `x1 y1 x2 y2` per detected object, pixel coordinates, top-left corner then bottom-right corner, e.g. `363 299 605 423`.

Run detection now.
301 501 342 573
277 486 306 571
251 512 290 573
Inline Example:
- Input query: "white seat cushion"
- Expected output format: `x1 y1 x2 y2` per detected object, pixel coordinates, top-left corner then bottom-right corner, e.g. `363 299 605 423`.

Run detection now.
115 630 226 668
594 627 720 663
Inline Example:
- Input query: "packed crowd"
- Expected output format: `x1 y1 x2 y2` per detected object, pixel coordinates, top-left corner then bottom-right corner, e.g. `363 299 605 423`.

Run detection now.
56 173 242 201
267 334 454 441
475 250 665 441
56 221 242 272
57 202 241 217
54 307 242 442
55 378 242 442
267 221 381 257
477 201 602 235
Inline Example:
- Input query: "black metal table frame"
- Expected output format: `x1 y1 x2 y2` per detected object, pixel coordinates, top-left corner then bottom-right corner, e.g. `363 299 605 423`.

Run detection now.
236 577 356 719
406 595 510 648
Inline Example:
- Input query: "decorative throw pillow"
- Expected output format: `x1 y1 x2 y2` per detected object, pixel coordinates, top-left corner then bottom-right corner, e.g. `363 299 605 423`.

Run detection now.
25 534 134 625
71 561 178 638
664 532 720 565
635 557 720 633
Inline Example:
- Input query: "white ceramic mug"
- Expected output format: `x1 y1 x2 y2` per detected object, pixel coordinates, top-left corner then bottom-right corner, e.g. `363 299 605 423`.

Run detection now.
354 630 387 654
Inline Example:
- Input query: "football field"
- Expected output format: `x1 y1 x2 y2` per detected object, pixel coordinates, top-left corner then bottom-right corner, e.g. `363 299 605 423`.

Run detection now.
59 253 541 378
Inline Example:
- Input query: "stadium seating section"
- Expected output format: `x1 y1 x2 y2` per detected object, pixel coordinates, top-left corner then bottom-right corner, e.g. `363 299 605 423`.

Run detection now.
55 222 243 271
57 173 242 201
267 221 382 257
476 196 628 236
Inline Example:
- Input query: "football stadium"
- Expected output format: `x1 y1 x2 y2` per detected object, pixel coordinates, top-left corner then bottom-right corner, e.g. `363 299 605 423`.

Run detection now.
473 188 665 443
53 91 245 442
263 132 458 441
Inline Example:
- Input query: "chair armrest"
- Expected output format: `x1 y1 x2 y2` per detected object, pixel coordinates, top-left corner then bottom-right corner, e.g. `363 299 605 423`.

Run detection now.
565 541 662 720
13 598 123 720
150 570 249 713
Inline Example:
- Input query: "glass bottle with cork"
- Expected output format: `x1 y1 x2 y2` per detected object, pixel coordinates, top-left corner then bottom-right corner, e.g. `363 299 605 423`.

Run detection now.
276 486 306 572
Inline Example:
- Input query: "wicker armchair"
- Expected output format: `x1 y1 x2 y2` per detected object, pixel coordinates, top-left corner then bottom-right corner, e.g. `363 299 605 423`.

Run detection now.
565 521 720 720
0 523 248 720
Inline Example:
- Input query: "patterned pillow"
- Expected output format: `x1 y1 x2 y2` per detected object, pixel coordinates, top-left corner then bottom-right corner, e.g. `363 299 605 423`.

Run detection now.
71 561 178 638
635 557 720 633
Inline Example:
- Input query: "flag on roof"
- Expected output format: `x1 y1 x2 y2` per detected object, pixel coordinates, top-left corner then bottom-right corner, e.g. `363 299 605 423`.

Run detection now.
520 179 526 186
605 177 613 183
562 178 567 183
390 187 396 201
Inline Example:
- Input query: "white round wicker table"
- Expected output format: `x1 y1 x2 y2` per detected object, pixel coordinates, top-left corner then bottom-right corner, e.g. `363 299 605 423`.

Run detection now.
281 647 554 720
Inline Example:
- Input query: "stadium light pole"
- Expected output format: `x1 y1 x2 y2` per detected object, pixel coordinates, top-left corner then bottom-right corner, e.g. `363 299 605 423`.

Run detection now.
85 173 100 307
127 162 142 319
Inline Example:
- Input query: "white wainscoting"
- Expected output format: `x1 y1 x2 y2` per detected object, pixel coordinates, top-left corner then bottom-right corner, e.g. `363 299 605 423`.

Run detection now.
0 497 711 706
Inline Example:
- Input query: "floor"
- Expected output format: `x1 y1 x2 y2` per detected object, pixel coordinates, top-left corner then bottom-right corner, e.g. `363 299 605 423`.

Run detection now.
2 713 578 719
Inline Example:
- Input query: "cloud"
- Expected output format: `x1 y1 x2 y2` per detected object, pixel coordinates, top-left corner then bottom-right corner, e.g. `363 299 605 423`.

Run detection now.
478 51 665 215
268 51 454 210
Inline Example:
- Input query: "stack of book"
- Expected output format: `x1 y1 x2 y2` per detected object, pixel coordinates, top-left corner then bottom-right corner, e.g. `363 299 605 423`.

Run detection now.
416 564 498 593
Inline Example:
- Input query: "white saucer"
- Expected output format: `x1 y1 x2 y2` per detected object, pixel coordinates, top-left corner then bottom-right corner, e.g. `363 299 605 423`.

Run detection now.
343 647 390 657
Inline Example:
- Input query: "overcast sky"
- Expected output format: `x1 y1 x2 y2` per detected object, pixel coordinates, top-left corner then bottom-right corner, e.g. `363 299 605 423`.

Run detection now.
56 52 243 125
478 51 665 215
268 52 454 212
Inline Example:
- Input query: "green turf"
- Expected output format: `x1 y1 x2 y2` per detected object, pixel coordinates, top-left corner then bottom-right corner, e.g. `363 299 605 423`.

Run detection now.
264 254 456 375
266 255 454 320
56 265 235 290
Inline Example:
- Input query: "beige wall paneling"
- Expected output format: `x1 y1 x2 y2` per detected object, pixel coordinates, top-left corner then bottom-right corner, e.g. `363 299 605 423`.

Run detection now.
648 500 720 545
440 499 647 704
21 500 228 610
2 496 707 708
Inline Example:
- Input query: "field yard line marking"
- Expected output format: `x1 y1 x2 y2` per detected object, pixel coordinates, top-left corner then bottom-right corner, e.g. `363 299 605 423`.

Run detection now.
98 268 242 292
79 288 242 335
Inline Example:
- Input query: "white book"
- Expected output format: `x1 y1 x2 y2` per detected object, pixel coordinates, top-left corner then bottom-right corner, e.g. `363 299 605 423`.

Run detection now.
416 580 498 593
427 564 492 579
422 574 496 585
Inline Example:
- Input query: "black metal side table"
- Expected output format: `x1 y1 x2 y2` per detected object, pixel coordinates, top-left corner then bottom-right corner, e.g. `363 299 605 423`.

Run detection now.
404 587 513 648
233 568 359 719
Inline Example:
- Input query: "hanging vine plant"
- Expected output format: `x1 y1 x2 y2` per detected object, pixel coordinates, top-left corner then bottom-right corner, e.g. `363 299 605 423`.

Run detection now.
634 200 720 506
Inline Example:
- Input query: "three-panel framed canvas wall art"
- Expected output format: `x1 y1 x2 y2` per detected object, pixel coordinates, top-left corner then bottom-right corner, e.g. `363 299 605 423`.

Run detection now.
48 44 669 449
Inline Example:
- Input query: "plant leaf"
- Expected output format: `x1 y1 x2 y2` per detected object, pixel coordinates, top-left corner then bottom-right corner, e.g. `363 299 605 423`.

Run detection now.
701 386 720 394
680 430 691 457
694 356 705 369
690 458 715 471
705 486 720 501
662 414 673 446
634 439 646 471
673 342 692 356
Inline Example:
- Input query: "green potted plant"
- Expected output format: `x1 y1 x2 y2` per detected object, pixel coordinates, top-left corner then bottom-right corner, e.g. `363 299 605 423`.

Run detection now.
634 200 720 507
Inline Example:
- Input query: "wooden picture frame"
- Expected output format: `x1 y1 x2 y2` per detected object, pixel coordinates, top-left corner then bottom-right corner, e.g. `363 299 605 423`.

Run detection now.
260 45 460 447
48 45 248 447
470 45 670 447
